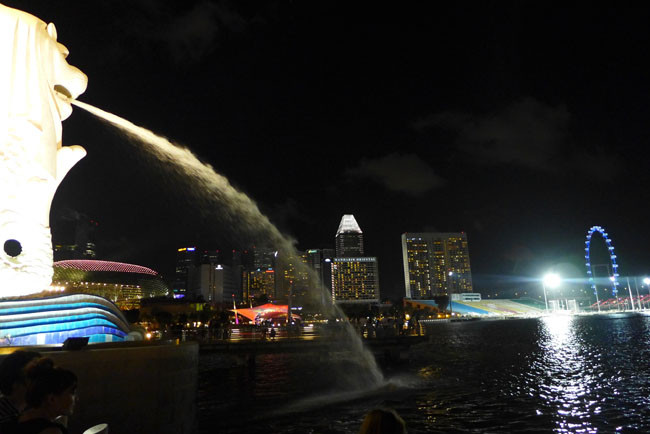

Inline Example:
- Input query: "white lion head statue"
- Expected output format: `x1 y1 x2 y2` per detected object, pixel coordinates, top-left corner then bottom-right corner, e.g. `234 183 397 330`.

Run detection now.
0 4 88 296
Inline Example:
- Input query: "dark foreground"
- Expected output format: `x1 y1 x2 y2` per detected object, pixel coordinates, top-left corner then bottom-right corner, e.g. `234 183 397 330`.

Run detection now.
197 314 650 433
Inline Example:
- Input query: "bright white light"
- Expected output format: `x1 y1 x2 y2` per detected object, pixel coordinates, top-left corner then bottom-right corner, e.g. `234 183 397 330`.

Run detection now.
609 276 616 282
543 273 561 288
644 278 650 285
448 271 454 276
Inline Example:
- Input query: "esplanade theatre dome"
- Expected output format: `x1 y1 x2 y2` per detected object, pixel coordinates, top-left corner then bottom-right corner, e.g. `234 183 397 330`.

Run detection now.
52 260 170 310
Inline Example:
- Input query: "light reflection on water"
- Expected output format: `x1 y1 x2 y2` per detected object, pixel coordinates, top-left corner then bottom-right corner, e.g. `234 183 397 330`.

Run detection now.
537 315 596 433
199 315 650 433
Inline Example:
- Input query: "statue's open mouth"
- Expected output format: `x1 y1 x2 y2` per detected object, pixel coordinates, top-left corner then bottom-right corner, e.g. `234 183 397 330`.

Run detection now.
54 84 72 100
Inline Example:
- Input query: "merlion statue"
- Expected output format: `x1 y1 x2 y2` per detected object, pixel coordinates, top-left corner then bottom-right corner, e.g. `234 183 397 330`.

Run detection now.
0 4 87 296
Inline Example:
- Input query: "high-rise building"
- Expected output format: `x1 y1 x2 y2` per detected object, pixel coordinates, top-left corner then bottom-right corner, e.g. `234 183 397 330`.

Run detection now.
172 247 198 298
230 249 244 302
252 246 277 269
201 249 222 265
401 232 473 299
331 257 380 303
304 248 335 292
53 213 99 260
331 215 380 303
244 268 276 301
240 246 278 302
335 214 364 256
197 263 235 303
275 250 310 303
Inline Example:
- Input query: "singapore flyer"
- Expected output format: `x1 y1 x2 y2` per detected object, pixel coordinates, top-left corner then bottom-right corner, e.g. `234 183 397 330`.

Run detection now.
585 225 619 307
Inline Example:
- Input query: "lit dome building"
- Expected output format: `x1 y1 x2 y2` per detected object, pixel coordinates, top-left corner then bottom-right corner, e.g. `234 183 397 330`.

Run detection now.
52 260 170 310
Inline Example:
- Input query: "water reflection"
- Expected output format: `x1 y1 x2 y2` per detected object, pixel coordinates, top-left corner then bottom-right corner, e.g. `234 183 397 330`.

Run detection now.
197 316 650 433
538 315 598 433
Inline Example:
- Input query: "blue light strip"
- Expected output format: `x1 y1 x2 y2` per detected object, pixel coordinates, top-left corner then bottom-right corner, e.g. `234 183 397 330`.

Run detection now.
1 313 109 330
3 319 124 337
9 327 125 346
0 294 131 347
0 302 117 317
0 307 129 332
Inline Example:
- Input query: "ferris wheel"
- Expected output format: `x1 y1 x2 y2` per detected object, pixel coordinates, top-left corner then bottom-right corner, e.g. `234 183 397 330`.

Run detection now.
585 225 619 308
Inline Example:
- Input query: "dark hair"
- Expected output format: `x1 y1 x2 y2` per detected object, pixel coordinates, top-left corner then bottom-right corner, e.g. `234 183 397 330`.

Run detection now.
359 408 407 434
24 358 77 408
0 350 41 395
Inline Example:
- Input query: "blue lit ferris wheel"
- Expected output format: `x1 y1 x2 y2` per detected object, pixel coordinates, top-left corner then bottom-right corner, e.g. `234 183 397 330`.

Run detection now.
585 225 619 302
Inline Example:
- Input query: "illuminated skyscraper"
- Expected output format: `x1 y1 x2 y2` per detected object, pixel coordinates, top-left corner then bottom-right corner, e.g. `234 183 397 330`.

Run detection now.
401 232 473 299
331 215 380 303
331 257 380 303
275 249 310 302
244 268 276 301
172 246 198 298
335 214 364 256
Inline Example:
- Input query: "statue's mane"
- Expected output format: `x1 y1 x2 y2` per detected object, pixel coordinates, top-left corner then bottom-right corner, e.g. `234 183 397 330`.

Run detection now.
0 4 86 178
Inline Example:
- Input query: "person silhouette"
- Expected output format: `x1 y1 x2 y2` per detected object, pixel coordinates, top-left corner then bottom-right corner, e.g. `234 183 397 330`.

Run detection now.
0 350 42 428
12 358 77 434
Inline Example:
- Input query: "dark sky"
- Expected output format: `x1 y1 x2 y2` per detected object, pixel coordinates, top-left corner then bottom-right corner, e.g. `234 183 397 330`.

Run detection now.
6 1 650 299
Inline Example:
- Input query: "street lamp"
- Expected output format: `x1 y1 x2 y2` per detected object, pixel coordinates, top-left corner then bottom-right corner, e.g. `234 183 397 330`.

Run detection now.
543 273 561 312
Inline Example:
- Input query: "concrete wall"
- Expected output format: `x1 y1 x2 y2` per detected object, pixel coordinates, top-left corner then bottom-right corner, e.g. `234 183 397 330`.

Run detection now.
0 341 198 434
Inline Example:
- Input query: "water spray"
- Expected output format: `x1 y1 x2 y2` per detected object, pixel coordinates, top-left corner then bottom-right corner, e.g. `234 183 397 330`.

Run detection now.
71 98 385 386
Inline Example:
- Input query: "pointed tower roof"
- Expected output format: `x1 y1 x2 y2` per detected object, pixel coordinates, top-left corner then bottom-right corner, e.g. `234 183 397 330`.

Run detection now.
336 214 362 236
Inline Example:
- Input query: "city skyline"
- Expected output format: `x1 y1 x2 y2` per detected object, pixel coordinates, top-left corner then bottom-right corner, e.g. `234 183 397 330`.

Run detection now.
4 1 649 301
5 4 650 434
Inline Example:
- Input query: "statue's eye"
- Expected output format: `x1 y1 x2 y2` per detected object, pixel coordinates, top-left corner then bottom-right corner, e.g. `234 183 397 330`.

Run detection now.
4 239 22 257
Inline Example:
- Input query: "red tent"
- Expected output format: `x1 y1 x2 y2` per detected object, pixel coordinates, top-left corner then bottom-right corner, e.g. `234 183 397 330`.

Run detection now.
233 303 301 323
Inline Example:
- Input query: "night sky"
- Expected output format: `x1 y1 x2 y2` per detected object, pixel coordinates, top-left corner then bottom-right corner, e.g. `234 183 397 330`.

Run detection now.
6 1 650 299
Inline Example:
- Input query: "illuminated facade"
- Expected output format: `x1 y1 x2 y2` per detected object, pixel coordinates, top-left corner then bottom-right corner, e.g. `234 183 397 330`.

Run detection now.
244 268 276 301
402 232 473 298
0 293 131 346
335 215 364 256
52 260 170 310
331 257 380 303
331 215 379 303
274 250 311 303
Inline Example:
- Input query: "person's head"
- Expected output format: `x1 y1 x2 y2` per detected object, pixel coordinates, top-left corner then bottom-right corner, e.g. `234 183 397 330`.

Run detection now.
0 350 41 408
24 358 77 418
359 408 406 434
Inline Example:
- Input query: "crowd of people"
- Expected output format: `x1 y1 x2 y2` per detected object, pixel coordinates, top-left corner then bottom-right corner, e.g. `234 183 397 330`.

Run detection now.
349 315 422 338
0 351 77 434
